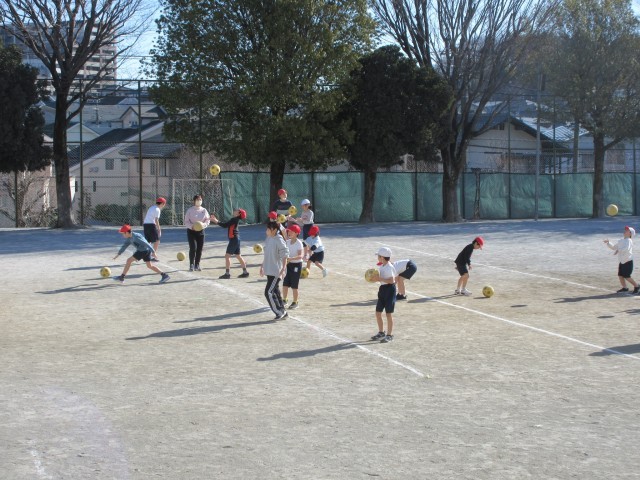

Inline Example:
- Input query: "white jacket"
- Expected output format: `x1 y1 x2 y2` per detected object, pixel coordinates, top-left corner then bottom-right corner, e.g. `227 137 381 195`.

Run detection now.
607 237 633 264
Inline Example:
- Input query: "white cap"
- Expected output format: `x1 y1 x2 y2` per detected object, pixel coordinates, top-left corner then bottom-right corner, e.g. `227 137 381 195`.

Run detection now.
301 199 311 206
376 246 392 257
626 226 636 238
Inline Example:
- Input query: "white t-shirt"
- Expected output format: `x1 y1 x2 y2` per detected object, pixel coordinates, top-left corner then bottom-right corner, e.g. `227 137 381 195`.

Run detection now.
300 210 314 225
287 239 304 263
144 205 161 225
393 259 410 273
305 235 324 252
607 237 633 264
379 262 397 283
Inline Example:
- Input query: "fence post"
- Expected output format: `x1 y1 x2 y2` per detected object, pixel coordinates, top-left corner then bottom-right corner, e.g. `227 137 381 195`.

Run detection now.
79 80 84 225
634 139 637 216
14 170 18 228
138 80 144 225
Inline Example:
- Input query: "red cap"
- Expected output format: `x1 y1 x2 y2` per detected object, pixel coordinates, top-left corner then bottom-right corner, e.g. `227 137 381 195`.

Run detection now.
156 197 166 204
237 208 247 219
119 224 132 233
287 224 301 235
308 225 320 236
474 236 484 247
277 188 287 196
268 211 278 220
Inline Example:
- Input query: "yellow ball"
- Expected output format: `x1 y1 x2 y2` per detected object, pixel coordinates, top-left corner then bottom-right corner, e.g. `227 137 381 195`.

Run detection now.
288 205 297 216
277 213 287 224
100 266 111 278
177 251 186 261
209 164 221 176
364 268 378 282
482 285 495 298
301 267 310 279
253 244 263 254
193 220 205 232
606 204 618 216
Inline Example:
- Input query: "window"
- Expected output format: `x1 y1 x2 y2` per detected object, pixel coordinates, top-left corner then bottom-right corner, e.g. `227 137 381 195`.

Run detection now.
150 159 167 176
105 158 114 170
120 159 128 170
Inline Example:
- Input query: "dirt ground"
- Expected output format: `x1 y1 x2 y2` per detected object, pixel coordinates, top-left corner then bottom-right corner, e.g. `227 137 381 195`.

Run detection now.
1 218 640 480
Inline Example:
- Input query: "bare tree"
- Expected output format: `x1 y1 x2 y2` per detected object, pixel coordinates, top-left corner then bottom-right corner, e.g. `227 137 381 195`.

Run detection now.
0 0 155 227
372 0 558 221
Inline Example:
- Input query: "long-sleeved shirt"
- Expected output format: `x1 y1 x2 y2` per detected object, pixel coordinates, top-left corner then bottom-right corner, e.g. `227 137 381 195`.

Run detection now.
217 216 240 239
455 243 475 266
606 237 633 264
117 232 155 256
262 235 289 276
184 206 210 230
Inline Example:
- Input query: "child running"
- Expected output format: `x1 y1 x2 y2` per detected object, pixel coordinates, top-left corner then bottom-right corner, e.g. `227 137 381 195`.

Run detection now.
454 236 484 295
113 224 170 284
393 259 417 300
260 221 289 319
211 208 250 279
604 226 639 294
304 225 328 277
282 224 304 310
370 246 397 343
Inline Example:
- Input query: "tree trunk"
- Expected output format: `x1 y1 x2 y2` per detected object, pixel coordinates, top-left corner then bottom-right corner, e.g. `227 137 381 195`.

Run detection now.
53 94 75 227
441 144 463 222
359 168 376 224
269 158 286 209
592 132 606 218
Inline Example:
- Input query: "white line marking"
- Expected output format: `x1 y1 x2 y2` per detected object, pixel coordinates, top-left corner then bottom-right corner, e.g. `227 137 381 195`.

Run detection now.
125 261 427 379
378 242 610 291
28 443 52 479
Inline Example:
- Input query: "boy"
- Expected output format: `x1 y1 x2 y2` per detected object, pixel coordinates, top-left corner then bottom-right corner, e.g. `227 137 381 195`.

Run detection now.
304 225 328 277
272 188 292 218
143 197 166 256
604 226 639 294
370 246 397 343
211 208 250 279
454 236 484 295
260 221 289 319
113 224 170 284
282 224 304 310
291 198 314 243
393 259 417 300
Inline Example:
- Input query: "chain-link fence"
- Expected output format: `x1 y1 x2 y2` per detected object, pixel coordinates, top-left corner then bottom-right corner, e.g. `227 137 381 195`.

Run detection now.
2 81 640 227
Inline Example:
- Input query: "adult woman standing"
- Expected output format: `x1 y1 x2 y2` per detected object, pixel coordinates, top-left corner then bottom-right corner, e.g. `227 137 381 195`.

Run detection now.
184 194 211 271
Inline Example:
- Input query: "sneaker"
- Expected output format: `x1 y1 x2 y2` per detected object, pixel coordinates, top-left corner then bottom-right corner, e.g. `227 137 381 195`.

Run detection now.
371 331 386 341
322 268 328 278
634 287 640 294
381 334 394 343
396 294 407 300
151 256 159 262
288 302 299 310
115 274 125 284
238 271 249 278
219 273 231 279
159 273 170 284
461 288 472 296
195 265 202 271
617 287 629 293
274 311 288 320
189 264 194 271
454 289 461 295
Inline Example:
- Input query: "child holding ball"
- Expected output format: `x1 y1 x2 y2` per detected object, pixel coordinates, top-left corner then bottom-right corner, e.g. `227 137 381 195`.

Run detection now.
282 224 304 310
370 246 397 343
604 226 639 294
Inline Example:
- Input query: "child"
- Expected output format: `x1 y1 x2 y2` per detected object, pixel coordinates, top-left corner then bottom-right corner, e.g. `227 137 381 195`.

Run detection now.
272 188 292 218
370 246 397 343
282 224 304 309
604 226 639 294
113 224 170 284
304 225 328 277
393 259 417 300
268 210 287 236
211 208 250 279
143 197 166 256
260 221 289 319
454 236 483 295
184 194 211 271
291 198 314 243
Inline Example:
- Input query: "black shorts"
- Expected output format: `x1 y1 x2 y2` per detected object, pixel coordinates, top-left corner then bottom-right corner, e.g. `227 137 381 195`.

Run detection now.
133 250 153 262
619 260 634 278
226 238 241 255
309 250 324 263
455 262 468 276
399 260 417 280
376 283 397 313
143 223 159 243
283 262 303 289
